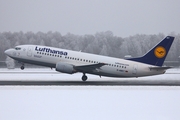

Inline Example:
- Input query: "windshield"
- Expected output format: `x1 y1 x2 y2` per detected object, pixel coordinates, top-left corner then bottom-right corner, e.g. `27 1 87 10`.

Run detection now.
15 47 21 50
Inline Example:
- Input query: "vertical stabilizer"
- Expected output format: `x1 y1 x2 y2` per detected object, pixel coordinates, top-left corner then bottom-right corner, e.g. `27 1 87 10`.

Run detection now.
127 36 174 66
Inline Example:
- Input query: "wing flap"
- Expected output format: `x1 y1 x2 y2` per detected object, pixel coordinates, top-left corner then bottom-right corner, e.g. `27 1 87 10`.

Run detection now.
74 63 107 73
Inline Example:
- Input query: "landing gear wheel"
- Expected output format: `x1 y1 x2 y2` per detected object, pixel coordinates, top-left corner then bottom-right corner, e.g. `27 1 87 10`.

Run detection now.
82 74 88 81
21 66 24 70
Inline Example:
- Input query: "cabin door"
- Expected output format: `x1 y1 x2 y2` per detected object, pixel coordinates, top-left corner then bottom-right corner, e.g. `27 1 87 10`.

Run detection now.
27 46 33 57
133 65 138 75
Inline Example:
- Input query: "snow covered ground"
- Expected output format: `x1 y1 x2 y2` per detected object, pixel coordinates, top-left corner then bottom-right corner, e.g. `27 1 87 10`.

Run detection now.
0 68 180 120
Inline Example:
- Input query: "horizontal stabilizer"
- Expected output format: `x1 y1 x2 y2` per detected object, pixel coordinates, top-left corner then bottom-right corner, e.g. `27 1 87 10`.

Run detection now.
149 66 173 70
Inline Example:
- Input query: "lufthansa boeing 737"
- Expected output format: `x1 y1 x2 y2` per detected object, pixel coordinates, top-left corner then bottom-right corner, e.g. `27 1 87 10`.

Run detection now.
4 36 174 81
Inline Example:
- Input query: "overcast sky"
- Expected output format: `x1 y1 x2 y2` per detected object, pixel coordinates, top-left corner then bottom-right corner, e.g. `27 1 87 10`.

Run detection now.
0 0 180 37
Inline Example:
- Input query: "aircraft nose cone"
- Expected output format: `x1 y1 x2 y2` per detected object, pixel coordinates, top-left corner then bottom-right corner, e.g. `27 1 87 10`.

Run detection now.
4 49 12 56
4 49 8 55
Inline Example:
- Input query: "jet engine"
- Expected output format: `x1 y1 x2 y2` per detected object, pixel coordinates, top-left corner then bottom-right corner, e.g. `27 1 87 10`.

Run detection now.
56 62 76 74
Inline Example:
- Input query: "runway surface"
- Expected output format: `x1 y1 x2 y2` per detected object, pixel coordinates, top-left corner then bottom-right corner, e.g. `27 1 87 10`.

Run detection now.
1 68 180 86
1 80 180 86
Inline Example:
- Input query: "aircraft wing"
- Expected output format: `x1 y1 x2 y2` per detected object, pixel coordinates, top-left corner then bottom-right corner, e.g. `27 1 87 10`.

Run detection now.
149 66 173 70
74 63 107 73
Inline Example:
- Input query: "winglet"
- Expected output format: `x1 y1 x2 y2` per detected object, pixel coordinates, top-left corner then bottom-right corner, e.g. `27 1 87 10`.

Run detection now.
127 36 175 66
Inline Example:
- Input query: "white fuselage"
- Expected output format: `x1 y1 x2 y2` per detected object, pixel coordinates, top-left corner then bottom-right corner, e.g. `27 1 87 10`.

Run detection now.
5 45 165 78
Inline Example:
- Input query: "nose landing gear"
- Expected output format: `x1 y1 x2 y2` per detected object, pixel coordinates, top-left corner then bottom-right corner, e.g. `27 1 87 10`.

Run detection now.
18 61 25 70
19 62 25 70
82 73 88 81
21 65 25 70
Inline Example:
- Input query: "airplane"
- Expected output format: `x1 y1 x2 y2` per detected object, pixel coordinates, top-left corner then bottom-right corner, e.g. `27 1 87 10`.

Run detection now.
4 36 174 81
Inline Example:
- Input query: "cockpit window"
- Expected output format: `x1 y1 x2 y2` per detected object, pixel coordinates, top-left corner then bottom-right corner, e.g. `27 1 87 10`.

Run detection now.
15 47 21 50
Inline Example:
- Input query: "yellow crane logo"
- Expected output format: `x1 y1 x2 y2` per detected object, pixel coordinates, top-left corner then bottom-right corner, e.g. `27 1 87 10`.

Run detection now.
154 46 166 58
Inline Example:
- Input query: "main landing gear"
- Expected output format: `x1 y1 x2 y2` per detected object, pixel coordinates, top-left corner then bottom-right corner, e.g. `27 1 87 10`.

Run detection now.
82 73 88 81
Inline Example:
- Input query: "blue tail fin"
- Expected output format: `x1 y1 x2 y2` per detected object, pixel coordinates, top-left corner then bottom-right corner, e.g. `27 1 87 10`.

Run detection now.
127 36 175 66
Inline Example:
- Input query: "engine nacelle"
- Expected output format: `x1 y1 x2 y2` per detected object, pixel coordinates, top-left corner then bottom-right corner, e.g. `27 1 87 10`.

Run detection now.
56 62 76 74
